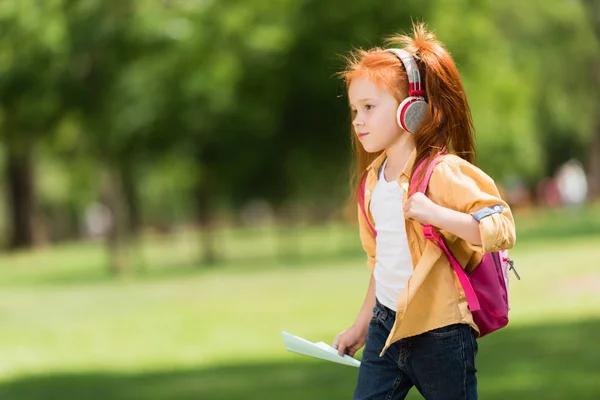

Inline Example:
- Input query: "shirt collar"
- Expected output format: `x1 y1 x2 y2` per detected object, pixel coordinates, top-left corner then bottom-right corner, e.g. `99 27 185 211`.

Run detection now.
366 152 387 174
366 149 417 180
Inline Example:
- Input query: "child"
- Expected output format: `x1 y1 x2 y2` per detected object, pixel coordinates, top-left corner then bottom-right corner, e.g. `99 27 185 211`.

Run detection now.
332 23 516 400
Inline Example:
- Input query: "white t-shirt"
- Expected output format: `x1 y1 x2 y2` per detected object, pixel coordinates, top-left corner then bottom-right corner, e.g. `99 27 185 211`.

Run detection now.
370 159 413 311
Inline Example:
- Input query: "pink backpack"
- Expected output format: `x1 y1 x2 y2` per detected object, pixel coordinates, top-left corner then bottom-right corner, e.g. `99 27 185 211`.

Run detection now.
359 154 520 338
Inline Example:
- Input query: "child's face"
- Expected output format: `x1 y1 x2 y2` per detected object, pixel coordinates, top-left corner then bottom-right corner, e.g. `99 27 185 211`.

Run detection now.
348 76 404 153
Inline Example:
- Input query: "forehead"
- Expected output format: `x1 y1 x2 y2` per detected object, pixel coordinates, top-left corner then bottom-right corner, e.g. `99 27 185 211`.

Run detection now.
348 76 381 100
348 75 398 106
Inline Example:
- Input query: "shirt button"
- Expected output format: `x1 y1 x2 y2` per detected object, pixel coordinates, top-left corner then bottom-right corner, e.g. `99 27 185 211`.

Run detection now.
365 190 371 196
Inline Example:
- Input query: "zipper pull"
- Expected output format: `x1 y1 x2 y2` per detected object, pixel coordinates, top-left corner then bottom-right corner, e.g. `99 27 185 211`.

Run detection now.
508 259 521 280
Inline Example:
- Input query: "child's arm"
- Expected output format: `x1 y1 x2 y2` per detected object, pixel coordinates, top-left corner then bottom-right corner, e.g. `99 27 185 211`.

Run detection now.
405 193 482 245
354 273 377 331
409 156 516 253
333 273 375 357
332 202 377 357
431 203 482 245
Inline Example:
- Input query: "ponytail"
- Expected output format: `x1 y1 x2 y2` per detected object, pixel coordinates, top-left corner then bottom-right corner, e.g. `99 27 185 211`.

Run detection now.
386 23 477 190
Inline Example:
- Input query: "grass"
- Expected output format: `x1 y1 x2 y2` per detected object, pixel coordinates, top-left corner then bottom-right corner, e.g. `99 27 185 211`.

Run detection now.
0 205 598 399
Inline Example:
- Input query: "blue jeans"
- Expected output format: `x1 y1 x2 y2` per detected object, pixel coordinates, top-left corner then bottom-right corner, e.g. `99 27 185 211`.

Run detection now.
354 299 478 400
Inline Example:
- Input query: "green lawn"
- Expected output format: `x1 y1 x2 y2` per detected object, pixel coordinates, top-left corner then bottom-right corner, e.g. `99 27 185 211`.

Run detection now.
0 206 598 399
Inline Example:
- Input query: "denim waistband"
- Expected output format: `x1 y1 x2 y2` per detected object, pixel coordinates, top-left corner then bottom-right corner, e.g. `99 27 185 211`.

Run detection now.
375 297 396 317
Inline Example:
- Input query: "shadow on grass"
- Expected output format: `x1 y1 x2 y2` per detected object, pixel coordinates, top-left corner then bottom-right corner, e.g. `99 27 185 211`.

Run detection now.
1 319 598 400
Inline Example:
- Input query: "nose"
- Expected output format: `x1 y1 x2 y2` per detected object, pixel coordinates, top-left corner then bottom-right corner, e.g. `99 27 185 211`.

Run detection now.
352 113 364 128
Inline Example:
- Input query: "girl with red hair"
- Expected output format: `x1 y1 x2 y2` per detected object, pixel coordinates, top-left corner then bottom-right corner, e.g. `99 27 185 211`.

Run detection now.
332 23 516 399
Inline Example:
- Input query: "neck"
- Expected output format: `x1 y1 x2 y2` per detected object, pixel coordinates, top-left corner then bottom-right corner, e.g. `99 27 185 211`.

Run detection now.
385 133 416 175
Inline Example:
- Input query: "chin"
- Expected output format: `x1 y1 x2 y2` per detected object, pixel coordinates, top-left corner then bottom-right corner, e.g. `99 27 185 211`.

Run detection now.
361 142 385 154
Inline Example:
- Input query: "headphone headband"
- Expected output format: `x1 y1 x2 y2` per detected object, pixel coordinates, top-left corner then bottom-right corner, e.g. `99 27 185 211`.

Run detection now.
386 49 425 97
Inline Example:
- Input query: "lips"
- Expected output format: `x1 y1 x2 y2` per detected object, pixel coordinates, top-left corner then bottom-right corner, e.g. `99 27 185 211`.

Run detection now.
357 132 369 139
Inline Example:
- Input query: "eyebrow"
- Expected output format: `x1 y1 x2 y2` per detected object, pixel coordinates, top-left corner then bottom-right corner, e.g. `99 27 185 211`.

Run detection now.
349 98 376 107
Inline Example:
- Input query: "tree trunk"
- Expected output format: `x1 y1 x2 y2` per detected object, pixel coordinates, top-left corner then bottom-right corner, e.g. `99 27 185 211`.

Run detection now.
588 106 600 199
100 165 132 276
196 182 216 266
5 144 37 249
119 160 146 274
120 161 141 235
584 0 600 199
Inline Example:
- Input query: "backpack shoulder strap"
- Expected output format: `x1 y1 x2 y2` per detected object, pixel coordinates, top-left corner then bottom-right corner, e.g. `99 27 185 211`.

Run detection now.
411 153 481 312
409 153 444 195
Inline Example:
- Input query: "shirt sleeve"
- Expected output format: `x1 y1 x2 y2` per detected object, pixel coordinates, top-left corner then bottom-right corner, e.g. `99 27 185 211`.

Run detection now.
428 156 516 254
357 204 377 271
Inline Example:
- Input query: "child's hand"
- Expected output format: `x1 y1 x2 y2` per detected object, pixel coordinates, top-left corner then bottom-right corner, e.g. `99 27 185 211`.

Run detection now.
404 192 441 225
332 325 367 357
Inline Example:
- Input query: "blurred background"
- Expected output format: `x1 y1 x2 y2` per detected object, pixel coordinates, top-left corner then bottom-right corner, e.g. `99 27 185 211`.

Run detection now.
0 0 599 399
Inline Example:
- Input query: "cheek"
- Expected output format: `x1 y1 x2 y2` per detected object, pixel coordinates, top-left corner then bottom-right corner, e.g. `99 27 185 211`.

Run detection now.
376 106 400 133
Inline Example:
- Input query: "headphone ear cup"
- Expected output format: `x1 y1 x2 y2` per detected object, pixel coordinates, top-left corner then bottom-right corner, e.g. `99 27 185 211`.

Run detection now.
396 97 428 134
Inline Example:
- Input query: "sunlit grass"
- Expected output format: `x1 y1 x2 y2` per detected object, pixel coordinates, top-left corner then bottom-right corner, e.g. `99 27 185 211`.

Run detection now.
0 205 598 398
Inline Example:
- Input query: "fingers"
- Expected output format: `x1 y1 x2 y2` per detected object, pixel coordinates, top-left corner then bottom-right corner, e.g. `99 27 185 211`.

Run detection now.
348 337 367 357
347 346 357 357
404 204 413 220
334 328 365 357
337 338 349 357
334 332 348 356
332 339 340 351
403 197 412 215
404 197 419 222
345 342 365 357
339 338 363 357
332 330 345 350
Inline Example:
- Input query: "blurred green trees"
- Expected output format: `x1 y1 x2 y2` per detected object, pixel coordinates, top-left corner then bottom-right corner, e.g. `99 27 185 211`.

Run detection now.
0 0 598 269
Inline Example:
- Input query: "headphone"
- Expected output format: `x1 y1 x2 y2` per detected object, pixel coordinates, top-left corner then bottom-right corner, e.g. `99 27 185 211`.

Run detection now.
386 49 428 134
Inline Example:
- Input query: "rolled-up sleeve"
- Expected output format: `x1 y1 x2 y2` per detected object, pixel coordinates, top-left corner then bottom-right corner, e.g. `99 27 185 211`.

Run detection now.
429 157 516 254
357 204 377 271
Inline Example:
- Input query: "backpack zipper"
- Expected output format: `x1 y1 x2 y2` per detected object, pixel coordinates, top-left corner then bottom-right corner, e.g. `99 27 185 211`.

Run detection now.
508 259 521 280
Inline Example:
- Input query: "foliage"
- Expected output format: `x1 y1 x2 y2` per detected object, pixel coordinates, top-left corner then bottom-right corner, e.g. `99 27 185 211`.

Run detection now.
0 0 598 243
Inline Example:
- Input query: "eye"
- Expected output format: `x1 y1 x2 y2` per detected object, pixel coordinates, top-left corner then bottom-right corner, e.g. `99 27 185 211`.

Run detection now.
365 104 375 111
350 108 357 115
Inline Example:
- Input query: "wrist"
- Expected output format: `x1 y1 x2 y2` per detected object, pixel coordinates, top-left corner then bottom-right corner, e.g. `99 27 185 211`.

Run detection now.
353 315 371 334
428 203 448 226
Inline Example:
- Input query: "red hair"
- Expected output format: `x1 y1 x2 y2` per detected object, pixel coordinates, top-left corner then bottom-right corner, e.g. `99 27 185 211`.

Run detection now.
339 22 476 200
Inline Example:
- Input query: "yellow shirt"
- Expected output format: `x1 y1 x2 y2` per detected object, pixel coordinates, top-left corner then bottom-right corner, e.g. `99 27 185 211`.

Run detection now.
358 150 516 356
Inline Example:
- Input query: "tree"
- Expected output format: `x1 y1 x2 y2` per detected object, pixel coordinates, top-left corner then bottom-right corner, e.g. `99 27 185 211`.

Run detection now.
0 0 67 249
60 0 175 273
582 0 600 198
